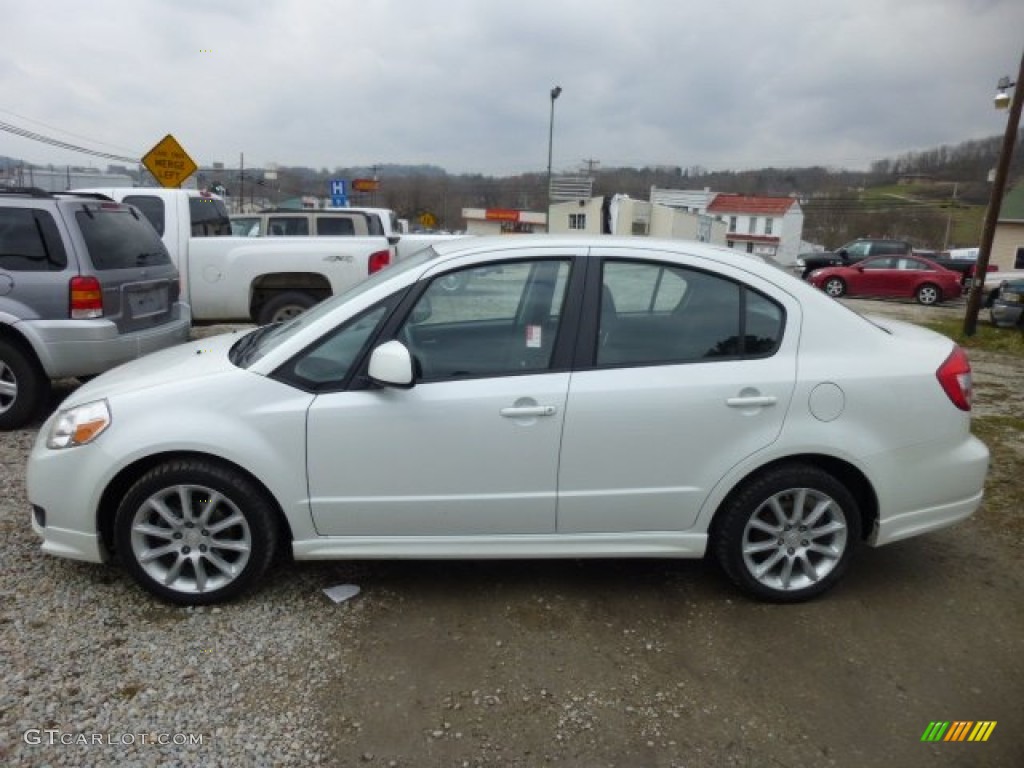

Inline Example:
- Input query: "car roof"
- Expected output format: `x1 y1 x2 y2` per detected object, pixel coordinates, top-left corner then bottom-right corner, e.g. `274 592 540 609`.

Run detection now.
429 235 774 272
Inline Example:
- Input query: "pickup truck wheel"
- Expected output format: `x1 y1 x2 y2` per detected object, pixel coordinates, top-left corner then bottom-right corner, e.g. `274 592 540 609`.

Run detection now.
0 339 48 430
114 459 278 605
256 291 318 325
915 283 940 306
823 277 846 298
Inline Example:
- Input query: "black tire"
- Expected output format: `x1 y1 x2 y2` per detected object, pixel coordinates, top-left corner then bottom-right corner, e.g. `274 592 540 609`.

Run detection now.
114 459 279 605
915 283 941 306
713 464 861 603
0 338 48 430
822 277 846 298
255 291 318 325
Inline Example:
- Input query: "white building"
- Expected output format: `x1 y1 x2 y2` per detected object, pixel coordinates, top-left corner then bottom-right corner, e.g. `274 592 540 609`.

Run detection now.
649 186 716 214
705 194 804 265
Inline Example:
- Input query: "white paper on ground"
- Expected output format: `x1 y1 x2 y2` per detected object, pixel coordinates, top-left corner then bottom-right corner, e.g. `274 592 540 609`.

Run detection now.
323 584 361 603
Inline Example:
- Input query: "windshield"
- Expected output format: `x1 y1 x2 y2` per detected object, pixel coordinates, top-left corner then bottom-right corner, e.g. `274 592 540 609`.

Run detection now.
232 246 440 367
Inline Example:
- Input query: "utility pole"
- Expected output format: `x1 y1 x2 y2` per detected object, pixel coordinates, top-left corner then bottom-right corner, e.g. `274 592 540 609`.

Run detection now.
942 182 958 251
582 157 600 175
239 153 245 213
963 48 1024 336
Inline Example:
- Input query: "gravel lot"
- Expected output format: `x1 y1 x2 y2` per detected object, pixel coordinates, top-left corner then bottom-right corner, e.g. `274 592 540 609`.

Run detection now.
2 299 1022 767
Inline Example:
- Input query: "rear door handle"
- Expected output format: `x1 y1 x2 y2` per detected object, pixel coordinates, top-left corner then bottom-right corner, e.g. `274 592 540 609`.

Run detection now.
726 396 777 408
500 405 557 418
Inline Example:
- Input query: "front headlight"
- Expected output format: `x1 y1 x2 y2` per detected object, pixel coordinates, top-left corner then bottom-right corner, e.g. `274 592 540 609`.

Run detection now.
47 399 111 449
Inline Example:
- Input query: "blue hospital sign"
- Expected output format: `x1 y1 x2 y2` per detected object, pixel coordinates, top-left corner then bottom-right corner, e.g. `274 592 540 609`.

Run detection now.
330 179 347 197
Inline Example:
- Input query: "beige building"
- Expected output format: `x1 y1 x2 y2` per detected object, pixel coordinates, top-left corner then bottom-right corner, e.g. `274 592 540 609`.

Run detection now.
991 181 1024 271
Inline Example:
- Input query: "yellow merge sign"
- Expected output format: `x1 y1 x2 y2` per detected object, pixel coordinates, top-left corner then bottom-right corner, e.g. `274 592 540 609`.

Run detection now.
142 134 198 188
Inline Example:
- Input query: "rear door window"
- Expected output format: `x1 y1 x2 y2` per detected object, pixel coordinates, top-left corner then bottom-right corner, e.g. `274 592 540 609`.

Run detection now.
267 216 309 236
75 206 172 270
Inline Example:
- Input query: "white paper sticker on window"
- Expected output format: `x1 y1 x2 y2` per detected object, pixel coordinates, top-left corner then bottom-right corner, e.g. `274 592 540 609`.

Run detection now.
526 325 542 348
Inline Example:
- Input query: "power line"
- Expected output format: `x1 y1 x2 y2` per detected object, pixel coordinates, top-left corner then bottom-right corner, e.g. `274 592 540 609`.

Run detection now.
0 120 139 163
0 109 141 155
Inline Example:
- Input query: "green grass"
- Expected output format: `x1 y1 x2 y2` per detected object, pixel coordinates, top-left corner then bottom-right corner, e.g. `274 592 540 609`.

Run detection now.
922 318 1024 356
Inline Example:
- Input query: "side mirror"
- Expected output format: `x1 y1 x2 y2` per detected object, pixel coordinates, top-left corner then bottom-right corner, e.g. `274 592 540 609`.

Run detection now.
368 340 414 388
837 249 849 260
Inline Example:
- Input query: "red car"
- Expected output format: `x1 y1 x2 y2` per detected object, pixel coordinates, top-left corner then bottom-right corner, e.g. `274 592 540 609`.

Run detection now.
807 254 962 305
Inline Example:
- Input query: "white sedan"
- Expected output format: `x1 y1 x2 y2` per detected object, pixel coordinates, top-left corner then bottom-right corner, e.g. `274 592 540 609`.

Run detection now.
27 237 989 605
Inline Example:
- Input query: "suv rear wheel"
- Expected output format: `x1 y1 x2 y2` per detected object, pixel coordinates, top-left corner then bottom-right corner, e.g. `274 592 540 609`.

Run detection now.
0 338 47 429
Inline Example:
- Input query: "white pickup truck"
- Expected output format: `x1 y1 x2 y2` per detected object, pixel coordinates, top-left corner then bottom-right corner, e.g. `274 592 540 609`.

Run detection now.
75 188 393 324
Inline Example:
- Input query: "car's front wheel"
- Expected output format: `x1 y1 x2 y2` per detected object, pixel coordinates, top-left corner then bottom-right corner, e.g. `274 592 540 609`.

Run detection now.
822 277 846 298
714 464 861 602
114 460 278 605
915 283 940 306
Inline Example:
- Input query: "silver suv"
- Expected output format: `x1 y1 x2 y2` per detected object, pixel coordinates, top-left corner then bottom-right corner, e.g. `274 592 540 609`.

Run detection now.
0 189 191 428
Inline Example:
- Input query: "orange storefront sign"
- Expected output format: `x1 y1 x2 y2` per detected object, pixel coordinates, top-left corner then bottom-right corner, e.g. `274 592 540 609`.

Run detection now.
485 209 521 222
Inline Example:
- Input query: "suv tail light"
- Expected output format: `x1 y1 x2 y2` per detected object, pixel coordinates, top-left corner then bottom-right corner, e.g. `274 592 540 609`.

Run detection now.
368 249 391 274
936 346 972 411
70 276 103 319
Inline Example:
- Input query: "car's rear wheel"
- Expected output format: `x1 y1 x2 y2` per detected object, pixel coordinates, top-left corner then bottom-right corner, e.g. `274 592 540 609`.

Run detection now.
916 283 940 306
256 291 318 325
714 464 861 602
114 460 278 605
823 277 846 298
0 339 48 430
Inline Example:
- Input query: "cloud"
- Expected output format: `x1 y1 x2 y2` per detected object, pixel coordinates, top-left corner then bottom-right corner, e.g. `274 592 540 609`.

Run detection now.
1 0 1022 174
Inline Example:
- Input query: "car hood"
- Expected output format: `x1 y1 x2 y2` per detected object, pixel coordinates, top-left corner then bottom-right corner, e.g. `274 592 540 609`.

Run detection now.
60 331 251 409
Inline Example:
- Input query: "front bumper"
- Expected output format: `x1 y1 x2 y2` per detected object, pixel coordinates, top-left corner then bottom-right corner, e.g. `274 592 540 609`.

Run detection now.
990 301 1023 329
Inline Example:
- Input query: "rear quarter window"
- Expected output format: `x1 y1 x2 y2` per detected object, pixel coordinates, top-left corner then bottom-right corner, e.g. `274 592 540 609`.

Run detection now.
189 197 232 237
75 207 172 270
0 208 68 270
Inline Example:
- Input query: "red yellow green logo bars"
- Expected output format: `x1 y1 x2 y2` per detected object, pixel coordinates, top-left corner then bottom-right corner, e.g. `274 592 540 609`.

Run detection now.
921 721 997 742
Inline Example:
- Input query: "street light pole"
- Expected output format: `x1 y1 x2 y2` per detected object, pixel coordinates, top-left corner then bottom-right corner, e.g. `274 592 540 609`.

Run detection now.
546 85 562 228
963 48 1024 336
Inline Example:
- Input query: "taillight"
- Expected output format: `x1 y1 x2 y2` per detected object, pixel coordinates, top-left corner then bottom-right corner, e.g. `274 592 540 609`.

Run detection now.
70 276 103 319
936 346 972 411
368 249 391 274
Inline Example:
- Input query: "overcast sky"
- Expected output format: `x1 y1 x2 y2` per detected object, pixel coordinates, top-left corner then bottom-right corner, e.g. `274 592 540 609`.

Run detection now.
1 0 1022 177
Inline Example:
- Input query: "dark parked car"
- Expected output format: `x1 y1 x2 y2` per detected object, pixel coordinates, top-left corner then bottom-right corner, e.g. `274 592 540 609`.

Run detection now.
807 254 963 305
990 279 1024 328
794 239 912 279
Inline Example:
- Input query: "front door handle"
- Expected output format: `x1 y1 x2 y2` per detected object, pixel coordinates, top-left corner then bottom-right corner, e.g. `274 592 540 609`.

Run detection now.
726 395 777 408
500 405 557 418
